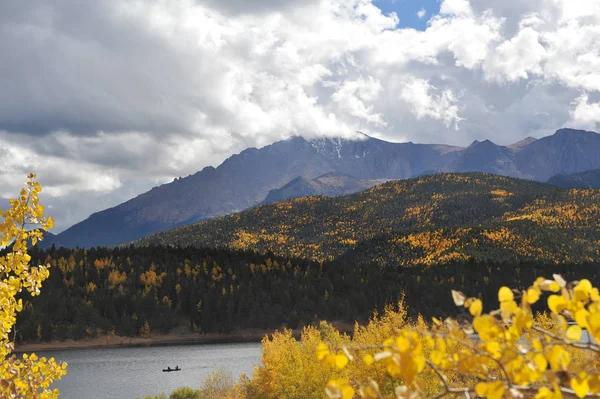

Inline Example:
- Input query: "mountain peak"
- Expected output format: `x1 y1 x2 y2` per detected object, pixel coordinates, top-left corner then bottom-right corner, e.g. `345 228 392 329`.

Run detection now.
507 137 537 152
467 139 497 149
554 128 599 137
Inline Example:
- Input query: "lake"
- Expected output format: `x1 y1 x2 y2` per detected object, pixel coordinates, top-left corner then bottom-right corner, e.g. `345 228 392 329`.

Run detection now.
37 342 262 399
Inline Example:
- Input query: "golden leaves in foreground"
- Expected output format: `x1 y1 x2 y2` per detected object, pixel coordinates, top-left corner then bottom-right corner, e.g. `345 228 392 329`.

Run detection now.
0 175 67 398
319 275 600 399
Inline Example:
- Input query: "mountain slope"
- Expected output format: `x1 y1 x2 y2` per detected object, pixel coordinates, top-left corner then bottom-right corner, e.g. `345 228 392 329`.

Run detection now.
43 135 463 248
547 169 600 189
449 139 521 176
135 173 600 266
262 172 389 204
46 128 600 249
516 128 600 181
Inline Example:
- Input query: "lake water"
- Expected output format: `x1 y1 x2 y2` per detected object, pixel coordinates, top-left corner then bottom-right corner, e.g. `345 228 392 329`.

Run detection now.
36 342 262 399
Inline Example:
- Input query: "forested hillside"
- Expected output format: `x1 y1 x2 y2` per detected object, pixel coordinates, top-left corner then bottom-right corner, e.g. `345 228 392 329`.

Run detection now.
16 245 600 343
136 173 600 266
547 168 600 188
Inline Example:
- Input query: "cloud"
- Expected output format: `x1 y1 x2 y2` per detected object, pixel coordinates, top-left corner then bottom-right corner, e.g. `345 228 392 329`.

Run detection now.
570 94 600 130
417 8 426 19
399 78 462 129
1 0 600 231
331 76 387 126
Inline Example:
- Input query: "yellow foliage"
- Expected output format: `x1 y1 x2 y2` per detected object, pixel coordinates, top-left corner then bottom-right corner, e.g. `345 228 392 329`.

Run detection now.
316 275 600 399
108 269 128 289
0 174 67 398
490 189 514 197
247 324 349 399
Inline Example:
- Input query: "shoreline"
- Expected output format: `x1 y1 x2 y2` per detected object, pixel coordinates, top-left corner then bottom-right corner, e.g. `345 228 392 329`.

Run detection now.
14 321 355 353
14 330 271 353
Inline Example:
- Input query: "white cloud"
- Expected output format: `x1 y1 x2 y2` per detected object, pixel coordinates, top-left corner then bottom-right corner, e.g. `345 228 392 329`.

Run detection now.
417 8 426 19
331 76 387 126
569 94 600 130
483 26 546 82
399 78 463 129
440 0 474 18
1 0 600 231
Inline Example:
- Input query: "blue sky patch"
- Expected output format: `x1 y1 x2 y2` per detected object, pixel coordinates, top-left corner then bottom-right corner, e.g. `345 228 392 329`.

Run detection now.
374 0 441 30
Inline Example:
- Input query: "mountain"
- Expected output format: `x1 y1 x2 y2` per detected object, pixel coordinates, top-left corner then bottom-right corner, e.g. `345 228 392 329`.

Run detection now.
135 173 600 267
516 128 600 181
41 134 463 248
448 139 520 176
262 172 389 204
547 168 600 188
46 128 600 249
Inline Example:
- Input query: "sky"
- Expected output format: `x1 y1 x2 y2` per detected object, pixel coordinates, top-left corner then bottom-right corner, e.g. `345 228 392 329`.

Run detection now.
1 0 600 232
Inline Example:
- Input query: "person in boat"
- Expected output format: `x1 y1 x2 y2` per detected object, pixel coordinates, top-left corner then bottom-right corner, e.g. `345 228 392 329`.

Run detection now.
175 365 180 371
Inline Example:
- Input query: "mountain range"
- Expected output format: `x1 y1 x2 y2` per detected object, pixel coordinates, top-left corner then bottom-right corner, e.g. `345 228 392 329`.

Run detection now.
135 172 600 266
43 127 600 249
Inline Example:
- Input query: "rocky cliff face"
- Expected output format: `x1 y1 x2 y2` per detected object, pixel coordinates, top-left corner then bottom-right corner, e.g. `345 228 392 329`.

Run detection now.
44 128 600 248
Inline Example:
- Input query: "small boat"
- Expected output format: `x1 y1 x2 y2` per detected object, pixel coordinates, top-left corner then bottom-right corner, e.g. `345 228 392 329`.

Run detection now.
162 366 181 372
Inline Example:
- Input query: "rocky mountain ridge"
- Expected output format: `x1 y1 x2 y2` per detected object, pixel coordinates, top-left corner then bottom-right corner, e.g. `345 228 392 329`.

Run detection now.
43 128 600 249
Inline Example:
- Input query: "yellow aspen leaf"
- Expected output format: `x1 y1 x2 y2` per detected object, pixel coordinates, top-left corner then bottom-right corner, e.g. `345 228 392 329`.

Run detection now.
363 354 374 366
326 379 349 399
476 382 504 399
424 336 434 347
548 295 567 313
526 288 541 304
475 382 488 397
588 376 600 394
430 350 444 365
487 381 505 399
566 325 582 341
335 354 349 369
571 377 590 399
317 343 329 360
341 386 354 399
469 299 482 317
500 300 518 314
498 286 513 302
575 309 590 329
574 279 592 301
534 353 547 370
548 345 570 370
535 387 554 399
540 280 561 292
588 313 600 341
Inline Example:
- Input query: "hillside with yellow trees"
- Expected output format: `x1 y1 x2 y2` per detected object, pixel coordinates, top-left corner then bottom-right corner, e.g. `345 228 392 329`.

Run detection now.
136 173 600 266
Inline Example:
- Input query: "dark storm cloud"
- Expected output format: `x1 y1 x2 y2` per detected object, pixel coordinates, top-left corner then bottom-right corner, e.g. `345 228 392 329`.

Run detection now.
0 0 227 137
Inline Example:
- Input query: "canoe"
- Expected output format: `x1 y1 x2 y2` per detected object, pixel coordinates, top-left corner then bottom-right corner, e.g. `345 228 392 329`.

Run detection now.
162 367 181 372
